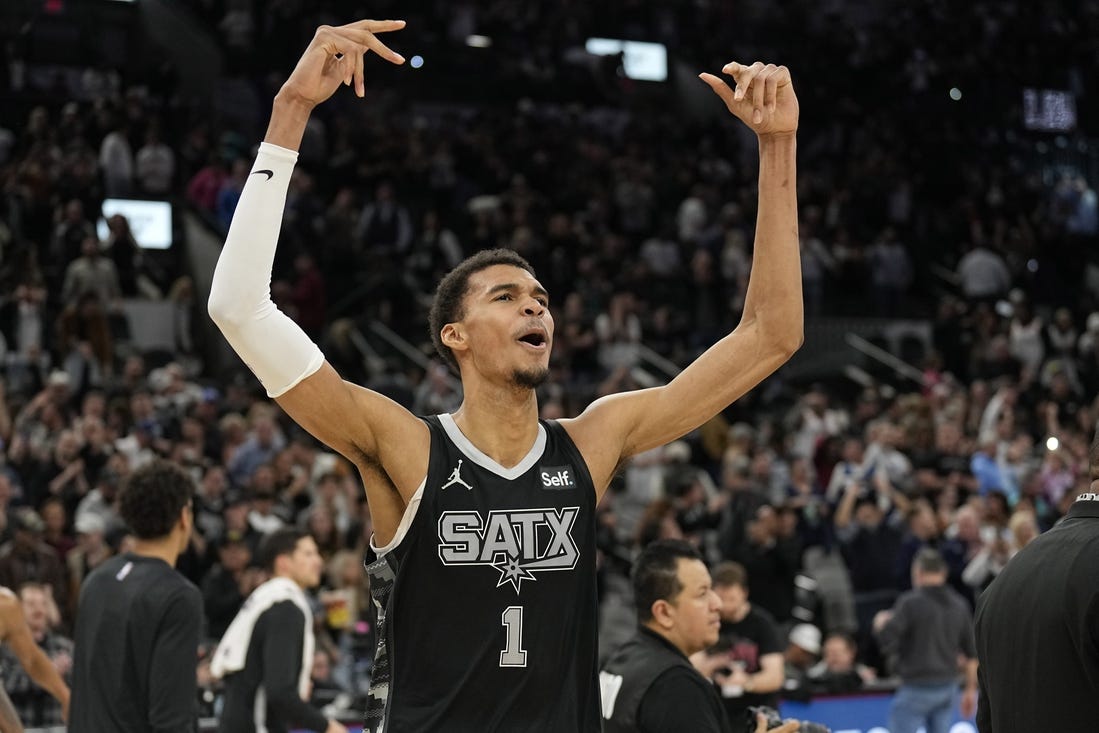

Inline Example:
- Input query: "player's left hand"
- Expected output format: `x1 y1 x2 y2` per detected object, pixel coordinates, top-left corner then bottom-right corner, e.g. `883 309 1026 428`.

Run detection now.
700 62 798 138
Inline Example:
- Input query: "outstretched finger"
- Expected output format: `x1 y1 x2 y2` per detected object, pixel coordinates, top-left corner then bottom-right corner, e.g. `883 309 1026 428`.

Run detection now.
699 72 736 110
349 29 405 65
346 19 407 34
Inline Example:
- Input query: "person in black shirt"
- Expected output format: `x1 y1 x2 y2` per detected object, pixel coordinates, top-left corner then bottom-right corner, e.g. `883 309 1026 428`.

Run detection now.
600 540 797 733
70 459 203 733
212 529 343 733
701 562 786 733
209 17 803 733
975 482 1099 733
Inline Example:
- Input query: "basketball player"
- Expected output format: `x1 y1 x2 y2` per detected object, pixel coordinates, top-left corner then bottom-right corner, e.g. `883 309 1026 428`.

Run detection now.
70 460 202 732
209 18 801 733
0 587 70 732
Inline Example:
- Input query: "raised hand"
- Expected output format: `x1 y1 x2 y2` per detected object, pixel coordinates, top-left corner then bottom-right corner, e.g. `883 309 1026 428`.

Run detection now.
700 61 798 138
280 20 406 108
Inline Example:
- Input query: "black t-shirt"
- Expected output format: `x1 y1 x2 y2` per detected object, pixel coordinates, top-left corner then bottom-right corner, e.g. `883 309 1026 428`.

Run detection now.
713 606 782 733
70 553 203 733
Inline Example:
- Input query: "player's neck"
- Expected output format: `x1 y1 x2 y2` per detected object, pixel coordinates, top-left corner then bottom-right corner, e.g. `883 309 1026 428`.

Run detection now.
130 537 181 568
452 384 541 468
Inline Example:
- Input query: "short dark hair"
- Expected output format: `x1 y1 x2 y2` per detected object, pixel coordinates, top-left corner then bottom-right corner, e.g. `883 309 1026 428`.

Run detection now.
711 561 748 591
913 547 946 574
118 461 194 539
428 249 535 371
256 528 309 573
632 539 703 624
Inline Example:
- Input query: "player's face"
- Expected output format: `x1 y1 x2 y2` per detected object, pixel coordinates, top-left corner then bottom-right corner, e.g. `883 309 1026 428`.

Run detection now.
287 536 324 589
453 265 554 388
671 558 722 654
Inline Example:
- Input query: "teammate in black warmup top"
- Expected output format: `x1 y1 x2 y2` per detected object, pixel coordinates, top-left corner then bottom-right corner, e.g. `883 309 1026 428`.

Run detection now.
70 460 202 733
209 17 802 733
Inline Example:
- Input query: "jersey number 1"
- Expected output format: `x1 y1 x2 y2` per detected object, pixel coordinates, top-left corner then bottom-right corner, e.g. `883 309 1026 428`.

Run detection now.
499 606 527 667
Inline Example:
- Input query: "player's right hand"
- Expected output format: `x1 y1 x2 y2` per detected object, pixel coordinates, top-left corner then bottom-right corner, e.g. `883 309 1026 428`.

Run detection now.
325 720 348 733
700 61 798 138
280 20 406 108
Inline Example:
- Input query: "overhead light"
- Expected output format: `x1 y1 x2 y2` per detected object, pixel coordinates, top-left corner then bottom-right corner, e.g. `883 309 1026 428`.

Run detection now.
466 35 492 48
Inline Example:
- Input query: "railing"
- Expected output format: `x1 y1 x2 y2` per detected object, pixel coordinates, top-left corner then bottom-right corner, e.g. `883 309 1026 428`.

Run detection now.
368 321 463 392
844 333 926 386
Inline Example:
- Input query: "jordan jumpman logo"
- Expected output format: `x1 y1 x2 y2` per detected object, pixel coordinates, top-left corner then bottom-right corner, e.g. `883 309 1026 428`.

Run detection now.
441 459 473 490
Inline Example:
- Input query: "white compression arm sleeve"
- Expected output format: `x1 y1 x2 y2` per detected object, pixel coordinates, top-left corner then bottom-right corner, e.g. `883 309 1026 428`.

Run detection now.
208 142 325 398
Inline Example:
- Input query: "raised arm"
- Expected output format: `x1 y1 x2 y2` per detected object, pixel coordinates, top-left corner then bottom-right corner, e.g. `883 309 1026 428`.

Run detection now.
207 21 428 530
565 61 802 491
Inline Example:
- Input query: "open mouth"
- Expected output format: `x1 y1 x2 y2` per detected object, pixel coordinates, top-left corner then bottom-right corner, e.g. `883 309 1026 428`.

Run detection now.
517 330 548 349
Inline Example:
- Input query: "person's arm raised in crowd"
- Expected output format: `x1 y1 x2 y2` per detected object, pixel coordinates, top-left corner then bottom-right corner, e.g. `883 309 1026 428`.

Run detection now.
834 480 860 531
207 20 429 545
0 593 69 721
563 60 802 495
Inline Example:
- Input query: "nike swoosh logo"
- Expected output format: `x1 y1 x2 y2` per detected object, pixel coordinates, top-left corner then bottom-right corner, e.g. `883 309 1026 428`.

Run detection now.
251 169 274 180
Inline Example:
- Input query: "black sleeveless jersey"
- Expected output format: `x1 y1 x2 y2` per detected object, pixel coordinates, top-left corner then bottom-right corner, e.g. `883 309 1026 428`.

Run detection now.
364 414 602 733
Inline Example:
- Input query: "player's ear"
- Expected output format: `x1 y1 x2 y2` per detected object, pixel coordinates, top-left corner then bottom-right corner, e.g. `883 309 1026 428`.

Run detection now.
441 323 468 354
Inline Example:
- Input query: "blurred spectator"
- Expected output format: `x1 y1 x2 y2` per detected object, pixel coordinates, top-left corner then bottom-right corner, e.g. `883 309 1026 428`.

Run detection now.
201 531 257 640
309 648 349 712
868 227 912 316
703 561 785 732
134 126 175 196
98 116 133 197
66 513 112 613
187 152 228 214
216 158 250 232
806 632 877 694
781 623 821 701
874 548 977 733
0 582 73 728
39 498 75 562
356 181 412 255
50 200 96 271
289 253 326 339
0 510 69 620
956 243 1011 302
227 414 284 486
